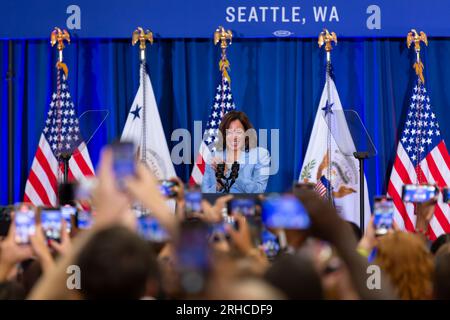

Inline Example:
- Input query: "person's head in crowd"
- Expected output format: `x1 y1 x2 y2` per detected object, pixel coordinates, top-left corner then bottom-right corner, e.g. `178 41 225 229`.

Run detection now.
306 240 358 300
216 110 257 152
433 253 450 299
0 281 26 300
375 231 434 300
435 243 450 258
75 225 159 299
157 243 183 299
264 253 323 300
19 259 42 297
430 233 450 255
217 277 285 300
347 221 362 241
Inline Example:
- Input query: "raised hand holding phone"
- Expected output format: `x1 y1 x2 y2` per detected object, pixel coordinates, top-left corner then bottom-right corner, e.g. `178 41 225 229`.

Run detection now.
29 224 55 273
0 210 34 281
92 146 132 227
124 162 177 237
373 196 394 236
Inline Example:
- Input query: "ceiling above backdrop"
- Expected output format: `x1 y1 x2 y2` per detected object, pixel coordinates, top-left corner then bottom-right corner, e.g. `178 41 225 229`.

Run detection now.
1 0 449 39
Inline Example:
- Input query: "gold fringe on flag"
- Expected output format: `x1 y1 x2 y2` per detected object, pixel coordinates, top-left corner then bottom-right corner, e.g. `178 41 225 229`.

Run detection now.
214 26 232 83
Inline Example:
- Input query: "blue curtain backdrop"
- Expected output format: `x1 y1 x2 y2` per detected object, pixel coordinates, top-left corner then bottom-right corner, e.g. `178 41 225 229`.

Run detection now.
1 38 450 205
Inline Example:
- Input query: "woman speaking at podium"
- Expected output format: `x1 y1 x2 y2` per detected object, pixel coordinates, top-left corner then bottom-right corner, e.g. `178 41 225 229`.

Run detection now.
201 111 271 193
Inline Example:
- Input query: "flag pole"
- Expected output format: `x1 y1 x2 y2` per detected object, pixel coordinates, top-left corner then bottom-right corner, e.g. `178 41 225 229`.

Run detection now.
214 26 232 121
318 29 337 204
406 30 428 185
132 27 153 164
50 27 70 183
213 26 233 191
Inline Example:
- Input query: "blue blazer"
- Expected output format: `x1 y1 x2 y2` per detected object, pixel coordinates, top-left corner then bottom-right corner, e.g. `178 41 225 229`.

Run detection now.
201 147 271 193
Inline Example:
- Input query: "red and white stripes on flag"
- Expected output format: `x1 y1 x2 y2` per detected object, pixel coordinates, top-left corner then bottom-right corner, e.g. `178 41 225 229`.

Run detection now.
387 81 450 240
24 72 95 207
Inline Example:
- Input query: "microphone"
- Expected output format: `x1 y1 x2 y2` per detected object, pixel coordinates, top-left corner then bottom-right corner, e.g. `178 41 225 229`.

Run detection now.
230 161 240 180
215 163 226 191
216 163 225 179
227 161 240 191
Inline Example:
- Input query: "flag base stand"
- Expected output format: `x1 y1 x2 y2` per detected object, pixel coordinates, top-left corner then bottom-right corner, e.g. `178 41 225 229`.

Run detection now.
354 151 369 235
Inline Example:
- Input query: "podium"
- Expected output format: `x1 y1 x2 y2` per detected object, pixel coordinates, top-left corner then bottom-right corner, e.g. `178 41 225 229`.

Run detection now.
324 109 377 232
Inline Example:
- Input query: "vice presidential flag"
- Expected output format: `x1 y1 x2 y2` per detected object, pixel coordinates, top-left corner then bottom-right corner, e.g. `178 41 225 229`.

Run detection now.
387 79 450 240
299 69 371 228
121 64 175 180
24 72 95 206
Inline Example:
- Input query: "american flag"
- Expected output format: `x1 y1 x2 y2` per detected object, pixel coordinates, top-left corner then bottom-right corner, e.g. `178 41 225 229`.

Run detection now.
189 76 236 185
24 72 95 206
315 175 332 198
387 80 450 240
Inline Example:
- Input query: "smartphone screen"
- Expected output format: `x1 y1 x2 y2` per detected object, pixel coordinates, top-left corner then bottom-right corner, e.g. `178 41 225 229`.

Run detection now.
262 195 310 230
227 198 256 217
261 229 281 260
137 216 170 242
443 187 450 204
177 220 210 271
184 189 202 217
402 184 438 203
14 204 36 245
40 208 62 243
76 210 92 230
61 205 76 232
373 196 394 236
111 141 136 190
159 180 178 198
176 220 211 294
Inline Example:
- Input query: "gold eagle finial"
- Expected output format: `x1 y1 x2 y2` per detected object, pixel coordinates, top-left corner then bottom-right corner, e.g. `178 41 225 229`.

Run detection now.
132 27 153 51
318 29 337 52
407 29 428 83
50 27 70 51
214 26 233 83
50 27 70 76
407 29 428 52
214 26 232 53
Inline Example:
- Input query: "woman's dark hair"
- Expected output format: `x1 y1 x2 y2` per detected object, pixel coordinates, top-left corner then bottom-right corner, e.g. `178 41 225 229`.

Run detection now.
216 111 257 152
431 233 450 255
433 253 450 299
75 225 159 299
264 253 324 300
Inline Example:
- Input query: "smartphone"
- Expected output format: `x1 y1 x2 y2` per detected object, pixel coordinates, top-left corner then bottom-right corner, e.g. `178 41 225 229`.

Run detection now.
261 229 281 260
111 141 136 190
75 177 98 200
373 196 394 236
14 203 36 245
177 220 210 271
76 210 93 230
60 205 76 233
184 188 202 218
227 198 256 217
402 184 438 203
262 195 310 230
159 180 178 198
137 216 170 242
443 187 450 204
40 208 63 243
177 220 211 294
